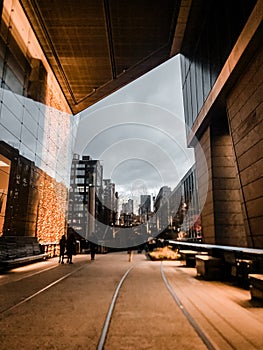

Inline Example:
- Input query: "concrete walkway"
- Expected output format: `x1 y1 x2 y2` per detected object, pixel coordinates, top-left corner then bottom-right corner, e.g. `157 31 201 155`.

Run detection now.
0 252 262 349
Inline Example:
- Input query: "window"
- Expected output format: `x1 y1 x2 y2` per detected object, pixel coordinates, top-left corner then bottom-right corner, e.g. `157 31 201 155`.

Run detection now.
76 169 85 176
77 186 85 193
74 204 83 211
76 177 85 184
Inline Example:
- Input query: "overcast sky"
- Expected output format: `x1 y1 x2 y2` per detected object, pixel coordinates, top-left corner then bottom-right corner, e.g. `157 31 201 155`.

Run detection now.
74 54 195 210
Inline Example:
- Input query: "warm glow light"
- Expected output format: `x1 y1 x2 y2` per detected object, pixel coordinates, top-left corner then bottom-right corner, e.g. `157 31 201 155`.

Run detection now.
37 175 67 245
0 160 9 167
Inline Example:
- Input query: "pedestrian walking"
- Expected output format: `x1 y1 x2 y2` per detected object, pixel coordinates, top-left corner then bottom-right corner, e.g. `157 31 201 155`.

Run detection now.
58 234 66 264
66 233 76 264
127 249 133 262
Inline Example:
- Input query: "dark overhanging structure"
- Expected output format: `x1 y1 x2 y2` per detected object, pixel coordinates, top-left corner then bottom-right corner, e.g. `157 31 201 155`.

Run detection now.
18 0 182 114
0 0 262 249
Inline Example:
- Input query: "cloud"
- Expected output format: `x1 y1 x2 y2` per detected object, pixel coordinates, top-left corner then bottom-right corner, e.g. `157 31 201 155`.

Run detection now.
74 55 195 202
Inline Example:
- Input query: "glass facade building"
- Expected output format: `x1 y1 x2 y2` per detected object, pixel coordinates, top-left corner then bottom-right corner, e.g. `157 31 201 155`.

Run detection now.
0 0 77 244
181 0 256 130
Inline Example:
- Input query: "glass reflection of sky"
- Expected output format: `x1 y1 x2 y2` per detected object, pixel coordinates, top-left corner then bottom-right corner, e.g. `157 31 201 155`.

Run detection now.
0 88 77 187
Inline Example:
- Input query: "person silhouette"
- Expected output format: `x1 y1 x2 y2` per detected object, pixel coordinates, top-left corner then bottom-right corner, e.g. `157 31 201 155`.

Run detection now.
58 235 66 264
66 233 76 264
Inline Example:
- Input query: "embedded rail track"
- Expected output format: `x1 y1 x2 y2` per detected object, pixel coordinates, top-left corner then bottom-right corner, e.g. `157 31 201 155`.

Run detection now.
97 262 217 350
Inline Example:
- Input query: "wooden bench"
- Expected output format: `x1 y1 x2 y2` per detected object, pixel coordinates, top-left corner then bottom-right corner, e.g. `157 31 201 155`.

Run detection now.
179 250 198 267
1 253 48 268
196 255 223 280
248 274 263 300
179 250 208 267
0 236 48 269
236 259 253 288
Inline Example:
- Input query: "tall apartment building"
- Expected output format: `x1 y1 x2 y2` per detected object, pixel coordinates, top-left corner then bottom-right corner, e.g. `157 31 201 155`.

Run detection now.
67 154 103 239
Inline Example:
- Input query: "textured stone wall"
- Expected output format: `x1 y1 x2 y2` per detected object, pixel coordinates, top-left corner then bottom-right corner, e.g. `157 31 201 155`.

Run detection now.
211 115 247 246
195 114 250 246
227 44 263 248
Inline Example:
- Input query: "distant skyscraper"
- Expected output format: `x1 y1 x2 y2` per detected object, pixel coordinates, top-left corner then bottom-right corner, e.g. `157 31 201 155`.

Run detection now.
121 199 134 214
128 199 134 214
103 179 117 226
139 195 151 216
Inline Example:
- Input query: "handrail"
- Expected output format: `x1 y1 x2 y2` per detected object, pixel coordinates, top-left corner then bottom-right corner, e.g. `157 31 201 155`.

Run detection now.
168 240 263 255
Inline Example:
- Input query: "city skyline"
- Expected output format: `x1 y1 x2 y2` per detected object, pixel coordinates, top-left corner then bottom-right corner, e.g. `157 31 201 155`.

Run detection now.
74 55 195 207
